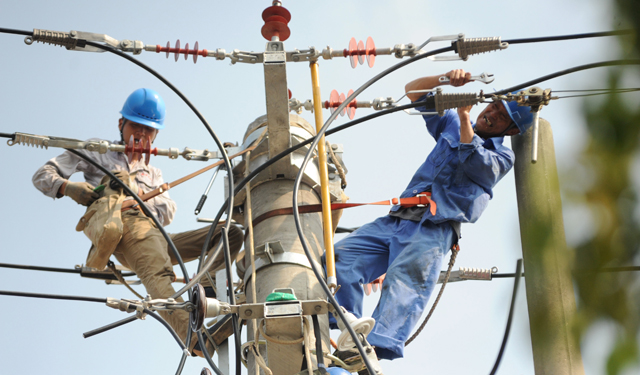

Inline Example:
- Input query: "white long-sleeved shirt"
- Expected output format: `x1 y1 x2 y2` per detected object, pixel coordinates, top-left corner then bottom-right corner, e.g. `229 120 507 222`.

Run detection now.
32 138 176 226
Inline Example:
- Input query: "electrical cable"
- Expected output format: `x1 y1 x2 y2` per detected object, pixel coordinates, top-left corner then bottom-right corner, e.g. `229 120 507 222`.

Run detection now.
489 259 523 375
0 262 85 274
196 330 225 375
143 308 188 352
83 315 138 338
492 59 640 95
503 30 632 45
0 289 106 303
312 315 325 369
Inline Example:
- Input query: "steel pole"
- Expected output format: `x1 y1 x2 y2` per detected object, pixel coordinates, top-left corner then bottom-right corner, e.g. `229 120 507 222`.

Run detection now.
512 118 585 375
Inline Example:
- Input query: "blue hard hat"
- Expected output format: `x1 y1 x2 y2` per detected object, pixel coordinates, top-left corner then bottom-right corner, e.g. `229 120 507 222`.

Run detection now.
326 368 351 375
501 93 534 135
120 88 166 130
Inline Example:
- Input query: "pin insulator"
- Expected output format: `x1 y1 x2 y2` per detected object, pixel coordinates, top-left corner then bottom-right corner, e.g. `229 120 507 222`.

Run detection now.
261 5 291 41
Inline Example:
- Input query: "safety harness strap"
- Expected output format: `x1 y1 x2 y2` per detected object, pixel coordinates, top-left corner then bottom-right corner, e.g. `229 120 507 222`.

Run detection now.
251 192 436 229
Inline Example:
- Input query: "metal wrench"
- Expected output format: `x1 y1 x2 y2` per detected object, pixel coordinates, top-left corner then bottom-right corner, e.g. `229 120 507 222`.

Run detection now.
439 72 494 85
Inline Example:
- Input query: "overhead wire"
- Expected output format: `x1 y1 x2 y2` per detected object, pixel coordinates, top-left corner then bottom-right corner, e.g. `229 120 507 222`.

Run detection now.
0 262 134 277
492 59 640 95
489 259 523 375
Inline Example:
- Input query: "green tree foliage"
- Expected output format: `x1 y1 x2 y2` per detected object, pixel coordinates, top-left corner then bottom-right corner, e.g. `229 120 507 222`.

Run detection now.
571 1 640 373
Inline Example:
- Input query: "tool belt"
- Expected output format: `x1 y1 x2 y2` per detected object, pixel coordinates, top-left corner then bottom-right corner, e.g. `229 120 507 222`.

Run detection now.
250 192 436 229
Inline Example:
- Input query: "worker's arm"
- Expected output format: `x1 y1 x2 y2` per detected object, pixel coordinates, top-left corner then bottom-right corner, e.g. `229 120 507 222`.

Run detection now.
457 104 474 144
459 139 515 191
33 148 101 200
405 69 471 101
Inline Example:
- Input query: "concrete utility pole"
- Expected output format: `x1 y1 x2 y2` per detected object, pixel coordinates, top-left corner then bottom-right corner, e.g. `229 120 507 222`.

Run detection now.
512 119 585 375
232 37 345 374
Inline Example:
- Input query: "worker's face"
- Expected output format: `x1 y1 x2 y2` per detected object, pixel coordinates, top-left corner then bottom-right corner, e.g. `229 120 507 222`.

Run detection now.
474 101 520 139
119 118 158 145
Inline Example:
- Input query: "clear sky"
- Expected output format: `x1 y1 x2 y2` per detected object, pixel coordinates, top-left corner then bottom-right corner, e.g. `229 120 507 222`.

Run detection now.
0 0 637 374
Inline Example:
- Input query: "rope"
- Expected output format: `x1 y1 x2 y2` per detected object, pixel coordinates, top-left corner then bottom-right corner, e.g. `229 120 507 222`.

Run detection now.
405 244 460 346
258 319 305 345
108 261 144 299
252 344 273 375
245 129 267 375
303 318 314 374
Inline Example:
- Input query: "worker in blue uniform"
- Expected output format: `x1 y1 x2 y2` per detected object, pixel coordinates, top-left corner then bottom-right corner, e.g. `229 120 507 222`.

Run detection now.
332 69 535 361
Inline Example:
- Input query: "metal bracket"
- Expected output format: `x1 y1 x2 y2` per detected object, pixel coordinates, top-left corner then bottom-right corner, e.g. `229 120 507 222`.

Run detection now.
244 242 323 285
255 241 285 264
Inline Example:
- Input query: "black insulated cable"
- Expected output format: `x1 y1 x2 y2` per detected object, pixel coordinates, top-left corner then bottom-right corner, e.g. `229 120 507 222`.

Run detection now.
83 316 138 338
312 315 325 369
503 30 633 45
0 289 106 303
197 330 225 375
489 259 523 375
0 262 137 278
492 59 640 95
143 308 188 351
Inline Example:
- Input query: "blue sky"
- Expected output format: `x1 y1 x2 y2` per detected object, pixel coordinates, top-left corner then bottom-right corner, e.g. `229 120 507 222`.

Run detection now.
1 1 637 374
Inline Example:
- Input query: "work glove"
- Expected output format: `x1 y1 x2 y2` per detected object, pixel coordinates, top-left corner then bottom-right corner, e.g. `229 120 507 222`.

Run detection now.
110 170 139 195
64 181 100 206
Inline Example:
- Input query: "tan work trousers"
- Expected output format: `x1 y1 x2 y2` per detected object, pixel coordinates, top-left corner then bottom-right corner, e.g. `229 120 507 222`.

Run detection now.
113 210 243 349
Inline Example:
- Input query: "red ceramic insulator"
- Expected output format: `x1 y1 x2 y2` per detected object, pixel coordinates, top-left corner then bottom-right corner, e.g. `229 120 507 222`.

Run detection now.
348 38 358 68
357 40 365 65
366 36 376 67
339 92 346 117
174 40 180 62
347 89 356 119
261 5 291 41
329 90 339 114
143 136 152 165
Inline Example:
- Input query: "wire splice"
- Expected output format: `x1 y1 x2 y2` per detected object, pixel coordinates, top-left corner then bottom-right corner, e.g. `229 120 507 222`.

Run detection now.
24 29 80 49
434 89 480 115
454 35 508 61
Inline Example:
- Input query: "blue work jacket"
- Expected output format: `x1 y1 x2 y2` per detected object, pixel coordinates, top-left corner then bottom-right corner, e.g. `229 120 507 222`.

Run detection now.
390 98 515 224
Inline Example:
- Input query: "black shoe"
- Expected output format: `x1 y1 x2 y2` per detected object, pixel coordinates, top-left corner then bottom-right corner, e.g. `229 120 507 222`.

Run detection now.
332 347 376 375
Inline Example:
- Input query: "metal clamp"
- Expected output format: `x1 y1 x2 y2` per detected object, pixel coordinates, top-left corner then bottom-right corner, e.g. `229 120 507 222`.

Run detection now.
244 242 323 285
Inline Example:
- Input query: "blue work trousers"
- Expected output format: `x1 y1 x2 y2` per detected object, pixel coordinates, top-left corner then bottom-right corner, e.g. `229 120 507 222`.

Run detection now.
331 215 455 360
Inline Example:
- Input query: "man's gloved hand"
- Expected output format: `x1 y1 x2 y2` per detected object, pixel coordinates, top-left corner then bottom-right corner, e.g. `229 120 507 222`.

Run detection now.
110 170 139 195
64 181 100 206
